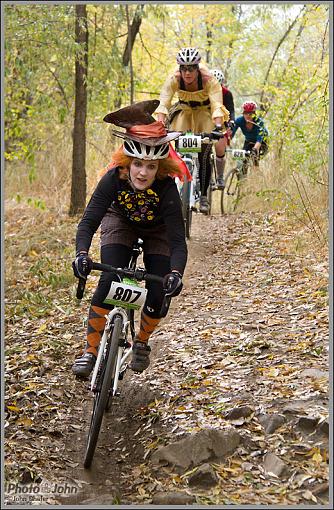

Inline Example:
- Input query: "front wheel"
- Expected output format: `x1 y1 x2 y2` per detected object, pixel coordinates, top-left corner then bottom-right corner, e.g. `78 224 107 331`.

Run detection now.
83 316 122 469
221 168 241 214
207 182 224 216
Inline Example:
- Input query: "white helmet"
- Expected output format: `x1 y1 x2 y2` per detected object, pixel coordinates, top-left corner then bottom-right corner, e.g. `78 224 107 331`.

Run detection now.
123 139 170 160
176 47 201 65
211 69 225 85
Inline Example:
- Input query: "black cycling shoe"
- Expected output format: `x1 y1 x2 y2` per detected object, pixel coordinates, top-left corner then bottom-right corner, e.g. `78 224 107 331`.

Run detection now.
72 352 96 379
130 341 151 373
216 177 225 190
199 196 209 214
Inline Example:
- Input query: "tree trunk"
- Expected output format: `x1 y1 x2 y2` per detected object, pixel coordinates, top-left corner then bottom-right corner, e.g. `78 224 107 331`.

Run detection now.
114 4 144 108
126 5 134 104
69 4 88 216
122 4 144 66
206 23 212 65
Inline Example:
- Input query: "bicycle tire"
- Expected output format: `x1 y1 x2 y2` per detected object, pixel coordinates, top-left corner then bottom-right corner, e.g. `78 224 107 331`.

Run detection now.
219 187 224 215
207 183 212 216
207 182 223 216
181 177 192 238
83 315 122 468
221 168 240 214
242 158 250 176
208 151 218 216
105 310 132 412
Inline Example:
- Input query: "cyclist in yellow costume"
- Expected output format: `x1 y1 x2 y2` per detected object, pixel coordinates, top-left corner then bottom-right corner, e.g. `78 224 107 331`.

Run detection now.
156 47 230 213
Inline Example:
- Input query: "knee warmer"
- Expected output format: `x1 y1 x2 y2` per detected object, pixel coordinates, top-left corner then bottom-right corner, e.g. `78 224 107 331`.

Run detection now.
142 254 171 319
215 155 226 176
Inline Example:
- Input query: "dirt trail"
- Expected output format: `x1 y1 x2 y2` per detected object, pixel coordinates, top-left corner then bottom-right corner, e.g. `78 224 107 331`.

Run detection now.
54 221 210 505
5 209 329 506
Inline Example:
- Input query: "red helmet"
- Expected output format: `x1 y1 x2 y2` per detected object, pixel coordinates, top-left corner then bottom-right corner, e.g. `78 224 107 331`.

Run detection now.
242 101 257 113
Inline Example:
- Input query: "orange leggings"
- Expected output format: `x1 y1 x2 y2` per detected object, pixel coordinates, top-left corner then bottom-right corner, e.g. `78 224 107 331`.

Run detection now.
85 306 160 357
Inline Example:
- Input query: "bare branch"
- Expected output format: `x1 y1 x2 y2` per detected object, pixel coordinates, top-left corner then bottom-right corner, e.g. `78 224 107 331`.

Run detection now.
87 139 110 160
138 31 166 66
260 6 306 105
41 60 70 112
292 173 325 244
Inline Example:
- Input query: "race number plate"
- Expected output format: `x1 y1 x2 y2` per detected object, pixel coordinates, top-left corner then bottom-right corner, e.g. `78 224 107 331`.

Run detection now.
231 149 246 159
178 134 202 153
104 279 147 310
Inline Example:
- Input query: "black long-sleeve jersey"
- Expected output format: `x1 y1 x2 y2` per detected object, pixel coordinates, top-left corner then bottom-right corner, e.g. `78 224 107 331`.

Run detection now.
76 167 188 274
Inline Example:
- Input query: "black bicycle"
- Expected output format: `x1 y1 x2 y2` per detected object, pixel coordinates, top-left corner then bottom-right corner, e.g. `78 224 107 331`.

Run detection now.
221 148 255 214
75 239 171 468
207 148 225 216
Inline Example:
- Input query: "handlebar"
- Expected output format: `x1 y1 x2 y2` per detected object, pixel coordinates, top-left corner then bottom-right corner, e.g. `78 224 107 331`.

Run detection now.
92 262 164 284
225 148 252 157
180 130 227 142
76 262 164 300
76 262 172 317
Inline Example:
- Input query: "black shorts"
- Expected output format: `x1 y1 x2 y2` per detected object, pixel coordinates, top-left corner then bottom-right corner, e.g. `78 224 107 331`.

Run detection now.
100 205 170 257
243 140 269 157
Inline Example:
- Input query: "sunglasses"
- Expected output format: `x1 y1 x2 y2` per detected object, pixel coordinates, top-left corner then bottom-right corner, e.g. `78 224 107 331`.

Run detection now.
180 65 198 72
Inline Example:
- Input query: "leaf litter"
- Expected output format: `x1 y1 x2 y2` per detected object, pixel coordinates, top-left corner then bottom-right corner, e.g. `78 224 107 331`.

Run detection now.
4 203 329 505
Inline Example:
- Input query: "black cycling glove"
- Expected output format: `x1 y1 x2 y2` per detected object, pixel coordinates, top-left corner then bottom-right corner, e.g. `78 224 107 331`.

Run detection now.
72 253 93 279
163 271 183 297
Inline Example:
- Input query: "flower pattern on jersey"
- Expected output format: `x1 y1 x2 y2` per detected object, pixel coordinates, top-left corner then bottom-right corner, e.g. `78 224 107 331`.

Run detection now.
117 188 159 222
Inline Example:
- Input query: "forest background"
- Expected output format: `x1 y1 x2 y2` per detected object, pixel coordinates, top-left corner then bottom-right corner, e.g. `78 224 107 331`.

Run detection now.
3 2 331 499
3 1 330 325
4 2 330 236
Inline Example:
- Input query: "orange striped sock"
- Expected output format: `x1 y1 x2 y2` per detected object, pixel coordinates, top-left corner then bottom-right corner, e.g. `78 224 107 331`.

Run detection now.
137 312 161 343
85 305 109 357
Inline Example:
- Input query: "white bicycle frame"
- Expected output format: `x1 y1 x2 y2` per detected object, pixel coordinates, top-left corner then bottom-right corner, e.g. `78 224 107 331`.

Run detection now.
90 307 132 395
175 155 200 210
176 134 216 208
